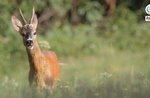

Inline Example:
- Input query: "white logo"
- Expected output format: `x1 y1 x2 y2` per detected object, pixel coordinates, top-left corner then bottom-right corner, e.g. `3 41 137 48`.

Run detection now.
145 4 150 15
145 4 150 21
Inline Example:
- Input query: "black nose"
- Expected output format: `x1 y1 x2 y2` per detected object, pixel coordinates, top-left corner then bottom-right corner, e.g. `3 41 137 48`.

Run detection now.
26 40 33 46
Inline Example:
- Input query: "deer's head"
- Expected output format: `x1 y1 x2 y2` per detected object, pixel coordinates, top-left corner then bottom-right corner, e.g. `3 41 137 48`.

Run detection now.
11 8 38 50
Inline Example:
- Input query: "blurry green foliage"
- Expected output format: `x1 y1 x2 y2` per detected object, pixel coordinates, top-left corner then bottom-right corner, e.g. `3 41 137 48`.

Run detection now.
0 0 149 77
0 0 149 75
0 0 150 98
78 1 103 23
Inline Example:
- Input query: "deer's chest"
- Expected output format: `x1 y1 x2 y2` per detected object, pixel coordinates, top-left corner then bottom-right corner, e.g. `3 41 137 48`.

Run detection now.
29 61 52 87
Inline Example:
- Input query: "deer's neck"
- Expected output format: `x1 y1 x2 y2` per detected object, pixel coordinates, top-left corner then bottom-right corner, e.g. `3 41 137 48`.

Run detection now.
26 39 44 73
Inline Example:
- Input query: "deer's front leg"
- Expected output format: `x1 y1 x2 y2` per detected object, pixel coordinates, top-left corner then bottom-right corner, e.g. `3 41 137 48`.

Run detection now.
29 69 35 86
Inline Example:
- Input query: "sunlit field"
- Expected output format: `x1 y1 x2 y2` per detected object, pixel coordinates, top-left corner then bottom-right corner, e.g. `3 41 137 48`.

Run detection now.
1 51 150 98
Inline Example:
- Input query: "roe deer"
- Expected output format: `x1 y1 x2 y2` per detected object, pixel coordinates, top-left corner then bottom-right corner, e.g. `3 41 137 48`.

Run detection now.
11 8 60 91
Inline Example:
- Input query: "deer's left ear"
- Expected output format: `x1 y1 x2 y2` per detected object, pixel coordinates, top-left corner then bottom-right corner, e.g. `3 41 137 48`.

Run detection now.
30 8 38 30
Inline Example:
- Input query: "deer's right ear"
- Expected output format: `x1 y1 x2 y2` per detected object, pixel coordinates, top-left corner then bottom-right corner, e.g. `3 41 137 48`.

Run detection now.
11 16 22 32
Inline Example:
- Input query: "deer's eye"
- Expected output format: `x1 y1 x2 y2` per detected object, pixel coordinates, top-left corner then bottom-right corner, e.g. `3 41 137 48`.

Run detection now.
33 32 36 35
22 33 26 37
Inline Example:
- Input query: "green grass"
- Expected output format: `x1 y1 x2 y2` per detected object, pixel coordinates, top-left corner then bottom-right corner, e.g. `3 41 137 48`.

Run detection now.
0 42 150 98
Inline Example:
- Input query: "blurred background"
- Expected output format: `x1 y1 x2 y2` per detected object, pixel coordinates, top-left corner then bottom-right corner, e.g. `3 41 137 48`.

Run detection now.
0 0 150 98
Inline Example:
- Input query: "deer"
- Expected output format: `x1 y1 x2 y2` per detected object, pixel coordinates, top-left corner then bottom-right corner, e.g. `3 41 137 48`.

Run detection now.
11 8 60 92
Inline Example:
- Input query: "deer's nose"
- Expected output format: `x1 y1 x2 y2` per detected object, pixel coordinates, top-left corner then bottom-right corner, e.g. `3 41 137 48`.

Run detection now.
26 39 33 46
27 39 33 44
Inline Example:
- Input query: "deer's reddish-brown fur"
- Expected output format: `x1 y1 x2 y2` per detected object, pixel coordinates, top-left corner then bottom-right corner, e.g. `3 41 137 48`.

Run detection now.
11 8 60 90
27 39 60 88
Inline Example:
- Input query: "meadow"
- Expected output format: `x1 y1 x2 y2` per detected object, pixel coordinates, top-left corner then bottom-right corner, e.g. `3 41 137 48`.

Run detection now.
0 0 150 98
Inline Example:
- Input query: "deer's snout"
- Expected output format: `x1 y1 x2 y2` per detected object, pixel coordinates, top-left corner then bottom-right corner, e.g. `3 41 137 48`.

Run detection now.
26 39 33 45
26 38 33 48
23 34 34 49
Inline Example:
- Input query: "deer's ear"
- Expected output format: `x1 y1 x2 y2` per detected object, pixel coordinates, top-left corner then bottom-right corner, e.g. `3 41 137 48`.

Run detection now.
30 8 38 30
11 16 22 32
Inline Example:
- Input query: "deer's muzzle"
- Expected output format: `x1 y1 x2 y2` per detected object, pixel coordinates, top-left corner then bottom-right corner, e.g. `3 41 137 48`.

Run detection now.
26 39 33 49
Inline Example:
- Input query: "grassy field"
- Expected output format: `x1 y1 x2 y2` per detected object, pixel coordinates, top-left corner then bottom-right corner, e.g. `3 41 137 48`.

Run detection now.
0 28 150 98
1 51 150 98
